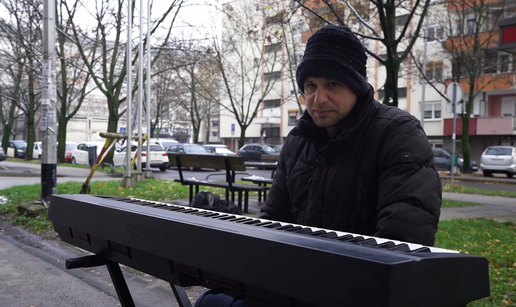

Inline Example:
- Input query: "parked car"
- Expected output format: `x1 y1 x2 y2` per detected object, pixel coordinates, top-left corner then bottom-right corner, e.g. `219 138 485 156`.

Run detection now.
165 143 215 170
237 143 281 161
71 141 105 165
63 142 77 163
203 144 237 156
145 138 178 150
432 148 478 173
164 143 213 155
113 144 169 171
480 146 516 178
7 140 27 159
0 147 7 162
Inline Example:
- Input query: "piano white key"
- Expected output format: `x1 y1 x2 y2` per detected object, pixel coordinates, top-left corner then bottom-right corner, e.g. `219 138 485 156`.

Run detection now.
129 197 459 253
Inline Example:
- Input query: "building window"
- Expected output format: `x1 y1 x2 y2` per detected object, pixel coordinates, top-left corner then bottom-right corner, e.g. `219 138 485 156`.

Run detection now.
291 22 303 36
288 111 298 125
425 25 444 42
212 120 219 127
424 102 442 119
264 99 281 108
466 18 476 34
424 61 443 82
378 87 407 99
254 58 260 67
290 51 303 67
211 131 218 137
484 50 498 74
500 54 510 73
453 57 471 78
395 14 409 27
264 43 282 53
264 71 281 81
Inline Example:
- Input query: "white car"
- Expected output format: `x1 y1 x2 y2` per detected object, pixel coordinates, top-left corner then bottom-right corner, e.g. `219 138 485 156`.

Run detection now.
145 138 178 150
71 141 105 165
113 144 169 171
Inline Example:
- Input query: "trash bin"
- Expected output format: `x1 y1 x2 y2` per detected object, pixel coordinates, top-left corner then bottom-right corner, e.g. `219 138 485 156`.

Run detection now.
87 146 98 168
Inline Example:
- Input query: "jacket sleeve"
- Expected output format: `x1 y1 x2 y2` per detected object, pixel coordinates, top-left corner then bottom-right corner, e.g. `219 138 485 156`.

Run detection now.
373 117 442 246
259 141 296 223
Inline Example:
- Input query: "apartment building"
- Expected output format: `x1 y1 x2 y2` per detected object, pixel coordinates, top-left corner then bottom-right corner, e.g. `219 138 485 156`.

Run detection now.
219 0 516 162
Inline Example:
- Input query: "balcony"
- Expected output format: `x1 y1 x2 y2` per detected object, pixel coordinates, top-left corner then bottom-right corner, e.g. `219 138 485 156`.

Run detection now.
252 107 281 125
443 117 515 135
444 74 514 93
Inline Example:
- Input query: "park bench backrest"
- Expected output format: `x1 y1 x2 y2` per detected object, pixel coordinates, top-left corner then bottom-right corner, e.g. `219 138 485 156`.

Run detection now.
261 154 279 162
168 154 246 171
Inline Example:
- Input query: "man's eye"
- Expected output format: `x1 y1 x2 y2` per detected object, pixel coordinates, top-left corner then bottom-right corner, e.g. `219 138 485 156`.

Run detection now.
305 84 315 89
329 82 339 87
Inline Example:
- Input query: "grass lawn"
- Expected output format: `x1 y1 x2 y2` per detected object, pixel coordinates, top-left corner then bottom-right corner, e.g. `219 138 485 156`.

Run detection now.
0 179 515 306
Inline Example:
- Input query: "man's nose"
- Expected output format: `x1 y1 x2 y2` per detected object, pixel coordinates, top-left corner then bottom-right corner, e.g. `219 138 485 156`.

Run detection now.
313 87 328 104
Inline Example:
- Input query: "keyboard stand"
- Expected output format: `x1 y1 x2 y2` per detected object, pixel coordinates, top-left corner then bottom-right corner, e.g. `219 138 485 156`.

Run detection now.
65 255 192 307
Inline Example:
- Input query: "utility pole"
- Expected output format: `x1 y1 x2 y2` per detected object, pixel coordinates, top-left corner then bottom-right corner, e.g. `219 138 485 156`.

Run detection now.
40 0 57 208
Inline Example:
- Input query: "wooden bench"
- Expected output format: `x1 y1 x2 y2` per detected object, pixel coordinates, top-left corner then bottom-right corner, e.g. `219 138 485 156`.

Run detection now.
169 153 270 213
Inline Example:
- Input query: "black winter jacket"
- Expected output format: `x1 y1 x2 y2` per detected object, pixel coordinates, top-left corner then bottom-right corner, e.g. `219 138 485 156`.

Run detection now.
259 89 441 246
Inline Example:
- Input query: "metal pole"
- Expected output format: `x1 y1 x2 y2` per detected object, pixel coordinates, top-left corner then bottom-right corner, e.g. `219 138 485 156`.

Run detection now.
144 0 154 179
135 0 145 182
41 0 57 208
420 27 427 130
451 87 457 186
121 0 136 188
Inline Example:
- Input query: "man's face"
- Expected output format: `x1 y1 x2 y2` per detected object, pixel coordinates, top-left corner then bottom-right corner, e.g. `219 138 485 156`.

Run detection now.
304 77 357 135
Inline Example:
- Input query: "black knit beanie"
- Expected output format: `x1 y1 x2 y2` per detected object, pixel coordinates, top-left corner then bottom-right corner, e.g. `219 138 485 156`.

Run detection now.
296 24 369 96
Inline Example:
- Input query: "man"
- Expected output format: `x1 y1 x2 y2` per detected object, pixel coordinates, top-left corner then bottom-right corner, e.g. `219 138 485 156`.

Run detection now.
195 23 441 306
260 24 441 246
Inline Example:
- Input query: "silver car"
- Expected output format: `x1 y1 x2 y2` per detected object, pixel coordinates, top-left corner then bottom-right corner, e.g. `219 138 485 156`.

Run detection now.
480 146 516 178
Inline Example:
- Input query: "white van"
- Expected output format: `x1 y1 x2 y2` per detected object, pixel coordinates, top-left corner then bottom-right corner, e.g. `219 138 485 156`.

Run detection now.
33 142 42 160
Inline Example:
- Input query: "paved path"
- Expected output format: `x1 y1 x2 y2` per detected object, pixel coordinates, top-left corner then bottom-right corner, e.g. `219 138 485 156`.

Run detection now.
441 192 516 222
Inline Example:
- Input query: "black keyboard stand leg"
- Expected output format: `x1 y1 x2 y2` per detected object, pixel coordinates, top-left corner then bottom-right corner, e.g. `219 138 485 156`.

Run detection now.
170 283 193 307
105 260 136 307
66 255 135 307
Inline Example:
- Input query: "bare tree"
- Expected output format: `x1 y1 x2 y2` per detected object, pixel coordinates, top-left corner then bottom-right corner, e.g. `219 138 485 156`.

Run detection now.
55 0 96 162
215 1 285 147
61 0 185 159
0 0 43 160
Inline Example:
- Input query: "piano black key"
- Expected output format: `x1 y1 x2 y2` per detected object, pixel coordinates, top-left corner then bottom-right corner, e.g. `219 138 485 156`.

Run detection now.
240 219 263 225
319 232 338 239
253 221 273 227
412 247 432 253
356 238 378 246
263 222 282 229
388 244 411 252
292 228 316 234
336 234 355 241
277 225 296 231
307 230 329 236
283 226 303 232
377 241 396 249
227 217 248 223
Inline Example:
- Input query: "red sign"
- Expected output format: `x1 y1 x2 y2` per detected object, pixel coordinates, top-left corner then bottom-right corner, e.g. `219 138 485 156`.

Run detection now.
502 26 516 44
